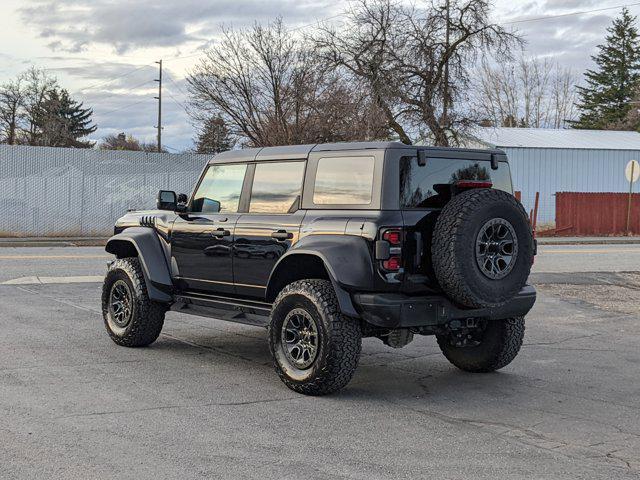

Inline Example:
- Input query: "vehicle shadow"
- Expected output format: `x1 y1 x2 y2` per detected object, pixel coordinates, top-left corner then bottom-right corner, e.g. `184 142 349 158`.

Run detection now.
151 324 528 406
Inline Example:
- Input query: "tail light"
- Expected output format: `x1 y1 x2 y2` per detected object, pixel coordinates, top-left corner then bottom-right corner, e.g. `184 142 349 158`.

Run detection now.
382 229 402 245
382 256 401 271
377 228 404 273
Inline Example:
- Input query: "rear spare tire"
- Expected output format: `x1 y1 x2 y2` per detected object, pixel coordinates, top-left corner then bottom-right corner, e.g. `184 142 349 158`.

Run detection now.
432 189 534 308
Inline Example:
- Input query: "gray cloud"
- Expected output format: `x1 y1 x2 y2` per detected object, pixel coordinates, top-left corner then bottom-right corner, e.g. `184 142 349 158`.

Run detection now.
19 0 337 54
12 0 640 151
542 0 602 11
15 0 338 150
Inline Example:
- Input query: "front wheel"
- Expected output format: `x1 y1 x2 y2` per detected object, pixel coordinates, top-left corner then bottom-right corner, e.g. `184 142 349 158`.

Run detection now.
102 257 166 347
269 280 361 395
436 317 525 373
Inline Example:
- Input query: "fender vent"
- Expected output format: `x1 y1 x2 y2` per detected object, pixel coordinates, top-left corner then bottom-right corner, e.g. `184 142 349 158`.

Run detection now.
139 216 157 228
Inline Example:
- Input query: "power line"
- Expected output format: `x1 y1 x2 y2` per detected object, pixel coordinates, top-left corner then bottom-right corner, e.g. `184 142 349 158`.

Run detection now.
166 89 189 113
502 2 640 25
78 63 153 92
99 98 154 116
164 70 188 97
163 71 190 113
160 2 640 77
163 12 346 64
103 78 155 92
285 13 345 33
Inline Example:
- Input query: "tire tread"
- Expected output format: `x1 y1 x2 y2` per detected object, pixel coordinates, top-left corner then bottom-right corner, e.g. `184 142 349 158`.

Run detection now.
432 189 532 308
437 317 525 373
102 257 166 347
269 279 361 396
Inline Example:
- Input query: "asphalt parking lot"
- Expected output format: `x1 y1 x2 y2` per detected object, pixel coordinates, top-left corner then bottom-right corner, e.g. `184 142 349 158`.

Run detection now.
1 245 639 479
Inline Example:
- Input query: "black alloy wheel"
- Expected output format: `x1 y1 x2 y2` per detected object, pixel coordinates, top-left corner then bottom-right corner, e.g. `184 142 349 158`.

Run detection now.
109 280 134 328
281 308 319 369
475 218 518 280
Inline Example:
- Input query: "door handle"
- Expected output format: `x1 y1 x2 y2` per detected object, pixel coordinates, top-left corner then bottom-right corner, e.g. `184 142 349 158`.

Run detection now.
211 228 230 237
271 230 293 241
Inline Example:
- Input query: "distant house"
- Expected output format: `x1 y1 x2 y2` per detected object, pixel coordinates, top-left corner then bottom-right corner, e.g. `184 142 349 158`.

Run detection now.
465 127 640 223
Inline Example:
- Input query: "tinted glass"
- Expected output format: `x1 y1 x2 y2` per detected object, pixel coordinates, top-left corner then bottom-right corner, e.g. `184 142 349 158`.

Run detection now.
400 157 513 209
313 157 375 205
249 162 305 213
191 164 247 213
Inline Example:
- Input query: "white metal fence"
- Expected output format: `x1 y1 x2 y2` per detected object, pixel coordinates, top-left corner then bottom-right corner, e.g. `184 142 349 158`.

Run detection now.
0 145 208 237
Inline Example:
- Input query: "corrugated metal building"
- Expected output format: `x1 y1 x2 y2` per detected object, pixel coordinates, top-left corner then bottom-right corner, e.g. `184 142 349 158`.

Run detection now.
466 128 640 224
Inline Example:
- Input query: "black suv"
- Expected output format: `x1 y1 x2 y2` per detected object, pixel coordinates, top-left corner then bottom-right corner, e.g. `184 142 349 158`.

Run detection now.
102 142 536 395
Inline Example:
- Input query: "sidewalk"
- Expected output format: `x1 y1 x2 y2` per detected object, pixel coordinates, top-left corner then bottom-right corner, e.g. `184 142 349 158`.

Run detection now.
536 236 640 245
0 237 108 247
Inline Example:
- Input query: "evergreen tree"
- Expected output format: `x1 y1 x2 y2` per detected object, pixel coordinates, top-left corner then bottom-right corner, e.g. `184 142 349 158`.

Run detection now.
572 8 640 130
195 116 234 154
34 88 97 148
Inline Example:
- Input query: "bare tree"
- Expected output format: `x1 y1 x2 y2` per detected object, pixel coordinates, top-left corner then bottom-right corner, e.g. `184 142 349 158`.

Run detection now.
187 18 389 147
313 0 520 146
22 67 58 145
550 66 578 129
0 75 26 145
100 132 161 152
475 55 578 129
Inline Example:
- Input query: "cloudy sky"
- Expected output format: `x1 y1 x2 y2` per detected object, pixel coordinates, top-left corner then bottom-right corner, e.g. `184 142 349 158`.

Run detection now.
1 0 637 151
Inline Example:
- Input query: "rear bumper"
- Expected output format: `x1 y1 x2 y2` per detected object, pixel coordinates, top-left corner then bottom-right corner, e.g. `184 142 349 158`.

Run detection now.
352 285 536 328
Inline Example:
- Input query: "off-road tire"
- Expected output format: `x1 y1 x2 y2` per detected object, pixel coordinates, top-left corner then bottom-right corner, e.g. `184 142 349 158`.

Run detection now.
269 280 361 396
436 317 525 373
432 188 534 308
102 257 166 347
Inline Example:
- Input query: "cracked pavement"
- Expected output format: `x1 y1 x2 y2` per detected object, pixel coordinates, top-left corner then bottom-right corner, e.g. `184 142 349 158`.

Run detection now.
0 246 639 479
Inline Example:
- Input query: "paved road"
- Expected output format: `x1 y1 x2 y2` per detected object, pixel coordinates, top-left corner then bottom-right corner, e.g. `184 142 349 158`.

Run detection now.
1 245 639 479
0 244 639 284
533 244 640 273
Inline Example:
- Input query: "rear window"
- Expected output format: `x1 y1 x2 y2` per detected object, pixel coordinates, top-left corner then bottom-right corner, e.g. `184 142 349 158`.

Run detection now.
400 157 512 209
313 156 375 205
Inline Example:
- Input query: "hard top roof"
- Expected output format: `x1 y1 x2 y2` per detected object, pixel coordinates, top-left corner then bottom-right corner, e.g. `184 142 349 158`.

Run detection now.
208 141 503 164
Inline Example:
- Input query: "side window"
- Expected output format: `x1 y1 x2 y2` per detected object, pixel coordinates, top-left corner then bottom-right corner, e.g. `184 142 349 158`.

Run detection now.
249 161 305 213
191 163 247 213
313 156 375 205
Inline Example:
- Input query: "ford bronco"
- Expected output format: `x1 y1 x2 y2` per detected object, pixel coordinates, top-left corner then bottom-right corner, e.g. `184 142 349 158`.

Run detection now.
102 142 536 395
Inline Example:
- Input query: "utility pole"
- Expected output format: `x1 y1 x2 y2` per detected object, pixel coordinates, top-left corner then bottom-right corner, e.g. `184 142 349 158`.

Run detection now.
154 59 163 153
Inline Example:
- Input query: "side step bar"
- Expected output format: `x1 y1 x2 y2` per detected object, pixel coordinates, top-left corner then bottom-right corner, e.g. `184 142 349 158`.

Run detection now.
171 292 272 328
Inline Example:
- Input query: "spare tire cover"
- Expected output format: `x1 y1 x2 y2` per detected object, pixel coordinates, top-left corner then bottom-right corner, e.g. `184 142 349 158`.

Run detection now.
432 188 534 308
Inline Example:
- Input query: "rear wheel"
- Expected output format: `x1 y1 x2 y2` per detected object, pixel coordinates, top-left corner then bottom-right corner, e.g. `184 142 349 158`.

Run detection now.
436 317 525 373
102 257 166 347
269 280 361 395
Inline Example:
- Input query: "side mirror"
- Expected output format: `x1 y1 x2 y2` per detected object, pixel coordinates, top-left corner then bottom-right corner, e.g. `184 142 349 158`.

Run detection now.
157 190 177 211
202 198 221 213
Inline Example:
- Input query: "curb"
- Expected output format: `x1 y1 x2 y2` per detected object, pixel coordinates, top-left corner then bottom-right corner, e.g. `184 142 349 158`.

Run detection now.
537 239 640 246
0 238 108 248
